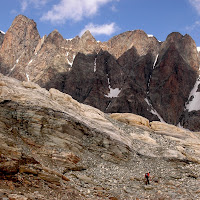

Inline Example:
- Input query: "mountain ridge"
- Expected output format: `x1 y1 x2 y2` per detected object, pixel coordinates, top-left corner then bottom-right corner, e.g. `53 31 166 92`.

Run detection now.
0 14 200 131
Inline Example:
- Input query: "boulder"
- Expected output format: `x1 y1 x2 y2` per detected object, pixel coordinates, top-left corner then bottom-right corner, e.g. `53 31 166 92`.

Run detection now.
38 172 61 185
110 113 150 127
0 161 19 175
8 194 28 200
150 121 185 133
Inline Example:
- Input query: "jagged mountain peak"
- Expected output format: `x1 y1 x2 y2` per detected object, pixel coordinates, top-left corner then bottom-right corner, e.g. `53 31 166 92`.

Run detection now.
10 14 37 31
12 14 30 22
0 14 40 78
50 29 60 34
81 30 94 38
162 31 199 71
166 32 183 41
80 30 96 42
45 29 65 45
104 29 160 58
108 29 159 43
165 32 196 46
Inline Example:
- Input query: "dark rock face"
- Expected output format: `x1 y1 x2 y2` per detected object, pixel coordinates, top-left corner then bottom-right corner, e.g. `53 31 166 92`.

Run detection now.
83 50 124 111
57 50 125 112
107 52 159 121
29 30 200 130
50 48 158 122
149 43 198 125
63 52 97 103
181 110 200 131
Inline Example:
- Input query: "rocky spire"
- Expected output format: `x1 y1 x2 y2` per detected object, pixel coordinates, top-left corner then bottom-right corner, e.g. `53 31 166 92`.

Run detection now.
0 14 40 78
80 30 96 42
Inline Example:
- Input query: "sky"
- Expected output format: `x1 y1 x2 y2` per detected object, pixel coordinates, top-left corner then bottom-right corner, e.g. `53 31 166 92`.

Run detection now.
1 0 200 46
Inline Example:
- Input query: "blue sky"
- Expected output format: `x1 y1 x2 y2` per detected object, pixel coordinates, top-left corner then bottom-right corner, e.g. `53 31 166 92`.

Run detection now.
1 0 200 46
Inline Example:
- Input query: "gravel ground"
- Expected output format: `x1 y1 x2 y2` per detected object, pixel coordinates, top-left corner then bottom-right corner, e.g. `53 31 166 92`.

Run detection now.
60 115 200 200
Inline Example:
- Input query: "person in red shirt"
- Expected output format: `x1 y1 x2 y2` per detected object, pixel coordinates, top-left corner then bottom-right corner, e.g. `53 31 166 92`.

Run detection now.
145 172 150 185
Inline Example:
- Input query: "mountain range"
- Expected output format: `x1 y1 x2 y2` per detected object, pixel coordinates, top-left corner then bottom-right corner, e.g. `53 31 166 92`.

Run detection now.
0 14 200 131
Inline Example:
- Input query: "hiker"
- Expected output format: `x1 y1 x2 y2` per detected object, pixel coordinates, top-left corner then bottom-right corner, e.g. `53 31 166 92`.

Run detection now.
145 172 150 185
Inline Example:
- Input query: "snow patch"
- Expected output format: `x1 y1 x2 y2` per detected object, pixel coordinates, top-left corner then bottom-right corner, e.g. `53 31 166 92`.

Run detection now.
10 65 16 72
94 58 97 72
153 54 159 69
185 76 200 111
177 122 184 129
147 75 152 89
148 34 154 38
41 35 45 43
25 59 33 82
66 38 73 41
66 52 76 67
106 101 111 110
145 98 166 123
28 59 33 65
26 73 30 81
105 87 121 98
0 30 5 34
15 54 23 65
9 55 22 74
197 47 200 53
105 76 121 98
68 54 76 67
147 74 152 94
177 123 191 132
146 54 159 93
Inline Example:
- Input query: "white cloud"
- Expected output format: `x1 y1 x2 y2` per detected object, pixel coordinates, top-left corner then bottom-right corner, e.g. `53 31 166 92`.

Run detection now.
20 0 48 12
185 20 200 32
111 5 118 12
79 22 119 36
41 0 119 24
189 0 200 14
21 0 28 12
